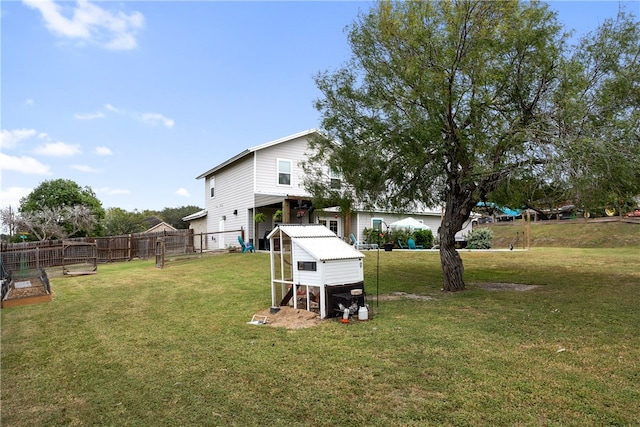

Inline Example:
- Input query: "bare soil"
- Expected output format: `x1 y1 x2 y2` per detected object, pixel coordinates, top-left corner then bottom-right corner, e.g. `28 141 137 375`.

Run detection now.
3 278 50 300
252 306 324 329
477 282 541 291
249 285 537 329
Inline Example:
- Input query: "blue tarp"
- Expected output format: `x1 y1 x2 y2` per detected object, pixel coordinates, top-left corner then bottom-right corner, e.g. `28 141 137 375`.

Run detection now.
476 202 522 217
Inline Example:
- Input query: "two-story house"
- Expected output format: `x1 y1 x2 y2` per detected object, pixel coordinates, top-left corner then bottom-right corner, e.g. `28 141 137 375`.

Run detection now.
187 129 472 250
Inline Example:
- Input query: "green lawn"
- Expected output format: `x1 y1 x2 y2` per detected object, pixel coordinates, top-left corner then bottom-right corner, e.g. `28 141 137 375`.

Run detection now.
2 248 639 426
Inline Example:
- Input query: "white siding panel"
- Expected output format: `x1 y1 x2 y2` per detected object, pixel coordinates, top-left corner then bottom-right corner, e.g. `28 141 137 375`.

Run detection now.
324 260 363 285
254 135 311 197
205 155 255 237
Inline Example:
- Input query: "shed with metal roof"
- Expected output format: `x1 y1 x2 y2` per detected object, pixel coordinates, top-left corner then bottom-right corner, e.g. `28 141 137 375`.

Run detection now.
267 224 366 319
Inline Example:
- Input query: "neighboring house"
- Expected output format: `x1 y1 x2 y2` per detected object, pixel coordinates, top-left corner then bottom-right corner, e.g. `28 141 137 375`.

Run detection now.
181 209 207 250
144 221 177 233
189 129 473 249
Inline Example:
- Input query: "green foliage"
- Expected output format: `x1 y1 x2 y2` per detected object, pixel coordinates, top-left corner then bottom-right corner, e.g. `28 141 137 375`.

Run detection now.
413 229 434 248
306 0 640 291
254 212 266 223
18 179 105 237
157 205 202 229
364 227 434 248
466 227 493 249
103 208 146 236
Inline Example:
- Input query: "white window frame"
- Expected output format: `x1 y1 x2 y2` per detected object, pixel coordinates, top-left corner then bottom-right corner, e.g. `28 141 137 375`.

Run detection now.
329 168 342 190
277 159 292 187
210 177 215 198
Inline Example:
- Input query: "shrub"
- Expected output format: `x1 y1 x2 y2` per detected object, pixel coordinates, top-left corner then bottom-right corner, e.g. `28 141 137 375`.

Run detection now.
413 229 435 248
466 227 493 249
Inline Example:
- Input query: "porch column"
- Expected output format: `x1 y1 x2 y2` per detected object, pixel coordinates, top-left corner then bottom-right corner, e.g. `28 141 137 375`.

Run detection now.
283 199 291 223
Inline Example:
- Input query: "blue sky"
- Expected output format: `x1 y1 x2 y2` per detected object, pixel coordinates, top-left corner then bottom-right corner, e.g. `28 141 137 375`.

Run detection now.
2 0 638 213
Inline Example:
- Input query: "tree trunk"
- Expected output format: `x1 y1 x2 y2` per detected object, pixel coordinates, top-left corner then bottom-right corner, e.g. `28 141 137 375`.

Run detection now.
440 240 465 291
439 187 474 292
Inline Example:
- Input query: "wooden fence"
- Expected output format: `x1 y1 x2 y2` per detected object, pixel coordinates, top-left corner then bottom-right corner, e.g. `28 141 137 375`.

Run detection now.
1 228 247 278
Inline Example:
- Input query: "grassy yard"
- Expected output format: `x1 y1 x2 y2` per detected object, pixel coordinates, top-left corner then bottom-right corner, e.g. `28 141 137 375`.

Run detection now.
2 248 639 426
485 219 640 249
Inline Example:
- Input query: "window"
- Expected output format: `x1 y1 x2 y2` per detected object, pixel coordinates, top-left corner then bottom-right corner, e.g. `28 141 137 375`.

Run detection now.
297 261 317 271
329 168 342 189
372 218 383 231
210 177 215 198
329 220 338 234
278 159 291 185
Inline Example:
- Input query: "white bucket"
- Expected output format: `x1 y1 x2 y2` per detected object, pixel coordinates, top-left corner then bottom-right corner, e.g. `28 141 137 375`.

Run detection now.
358 305 369 321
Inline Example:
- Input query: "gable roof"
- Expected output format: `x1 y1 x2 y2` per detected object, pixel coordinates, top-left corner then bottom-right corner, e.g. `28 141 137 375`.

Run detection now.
196 129 318 180
268 224 364 261
182 209 207 221
145 221 177 233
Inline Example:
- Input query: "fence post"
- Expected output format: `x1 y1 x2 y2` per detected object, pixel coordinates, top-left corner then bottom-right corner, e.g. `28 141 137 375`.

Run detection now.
36 247 40 270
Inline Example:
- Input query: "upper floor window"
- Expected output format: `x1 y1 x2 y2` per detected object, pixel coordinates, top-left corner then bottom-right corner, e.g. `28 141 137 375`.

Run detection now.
329 168 342 190
278 159 291 186
210 177 215 198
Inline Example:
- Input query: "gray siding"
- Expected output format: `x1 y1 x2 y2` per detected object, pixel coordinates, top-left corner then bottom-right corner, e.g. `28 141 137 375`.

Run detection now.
254 135 310 197
205 155 255 247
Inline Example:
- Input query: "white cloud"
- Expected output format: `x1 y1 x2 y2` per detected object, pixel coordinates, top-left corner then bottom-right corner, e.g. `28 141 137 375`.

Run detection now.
175 188 190 197
142 113 175 129
105 103 120 113
71 164 101 173
95 146 112 155
25 99 35 107
96 187 130 195
0 186 33 210
0 153 51 175
23 0 145 51
74 111 105 120
33 141 82 157
0 128 37 149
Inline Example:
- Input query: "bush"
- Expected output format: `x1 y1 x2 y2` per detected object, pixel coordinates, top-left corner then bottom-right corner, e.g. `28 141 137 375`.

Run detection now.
413 229 435 248
466 228 493 249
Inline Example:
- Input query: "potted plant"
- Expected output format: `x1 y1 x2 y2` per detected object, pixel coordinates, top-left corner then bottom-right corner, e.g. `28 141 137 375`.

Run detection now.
382 230 394 251
273 209 283 223
254 212 266 223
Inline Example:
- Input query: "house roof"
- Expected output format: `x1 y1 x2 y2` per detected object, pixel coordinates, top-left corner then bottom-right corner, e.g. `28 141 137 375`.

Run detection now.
182 209 207 221
145 221 177 233
195 129 318 179
268 224 364 261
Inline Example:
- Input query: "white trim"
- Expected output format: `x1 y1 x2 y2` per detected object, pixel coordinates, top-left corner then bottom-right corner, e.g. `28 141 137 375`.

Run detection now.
276 158 292 187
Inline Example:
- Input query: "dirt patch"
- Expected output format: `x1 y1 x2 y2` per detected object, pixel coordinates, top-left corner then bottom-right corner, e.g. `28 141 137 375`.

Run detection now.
3 278 50 299
250 306 324 329
376 292 438 301
478 283 540 291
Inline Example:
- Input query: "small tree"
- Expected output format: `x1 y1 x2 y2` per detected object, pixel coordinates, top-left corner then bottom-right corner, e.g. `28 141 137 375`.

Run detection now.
466 228 493 250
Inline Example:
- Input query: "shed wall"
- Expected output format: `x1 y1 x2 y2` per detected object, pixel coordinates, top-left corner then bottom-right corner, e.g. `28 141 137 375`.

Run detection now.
324 259 363 285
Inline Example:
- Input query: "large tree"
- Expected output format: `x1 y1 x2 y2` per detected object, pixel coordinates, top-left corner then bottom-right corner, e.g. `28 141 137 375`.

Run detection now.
306 0 640 291
18 179 105 238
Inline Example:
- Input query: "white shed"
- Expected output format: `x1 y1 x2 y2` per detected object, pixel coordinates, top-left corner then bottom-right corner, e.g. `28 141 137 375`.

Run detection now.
267 224 366 319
